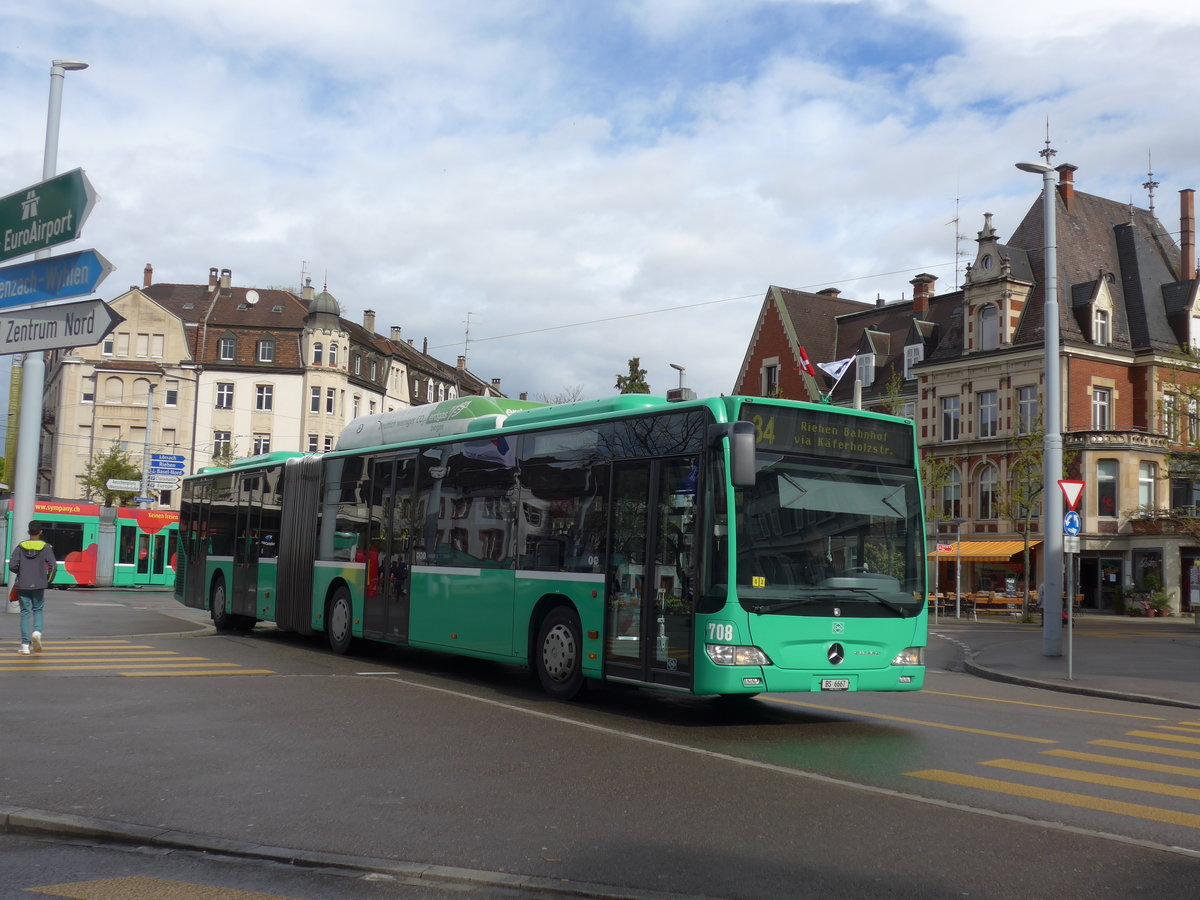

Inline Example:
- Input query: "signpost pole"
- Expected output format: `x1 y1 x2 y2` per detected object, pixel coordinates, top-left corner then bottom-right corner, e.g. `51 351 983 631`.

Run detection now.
12 59 88 541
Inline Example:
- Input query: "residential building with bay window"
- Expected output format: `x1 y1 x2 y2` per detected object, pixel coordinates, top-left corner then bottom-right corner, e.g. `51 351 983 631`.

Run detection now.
734 163 1200 616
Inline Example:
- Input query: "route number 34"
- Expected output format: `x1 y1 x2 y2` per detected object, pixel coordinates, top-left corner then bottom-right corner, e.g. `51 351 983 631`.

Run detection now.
706 622 734 642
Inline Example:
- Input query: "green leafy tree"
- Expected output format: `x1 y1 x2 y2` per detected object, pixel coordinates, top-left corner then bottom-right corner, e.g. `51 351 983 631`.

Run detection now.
79 445 143 507
212 439 240 469
615 357 650 394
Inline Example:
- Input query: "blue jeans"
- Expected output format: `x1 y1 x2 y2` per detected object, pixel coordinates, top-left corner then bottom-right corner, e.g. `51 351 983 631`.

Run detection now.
18 589 44 645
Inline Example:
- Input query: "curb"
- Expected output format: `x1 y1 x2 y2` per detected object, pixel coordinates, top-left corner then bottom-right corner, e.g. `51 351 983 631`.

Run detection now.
963 656 1200 710
0 805 715 900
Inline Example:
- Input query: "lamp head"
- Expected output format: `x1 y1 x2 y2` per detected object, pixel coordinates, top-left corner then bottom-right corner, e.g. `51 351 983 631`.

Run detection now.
52 59 89 71
1015 161 1052 174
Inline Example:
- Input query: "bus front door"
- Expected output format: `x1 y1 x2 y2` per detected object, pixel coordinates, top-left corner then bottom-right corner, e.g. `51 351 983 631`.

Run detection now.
604 457 697 690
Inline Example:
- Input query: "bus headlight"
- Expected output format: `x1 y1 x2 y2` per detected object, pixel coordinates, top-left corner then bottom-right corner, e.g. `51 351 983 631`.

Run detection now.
892 647 924 666
705 644 771 666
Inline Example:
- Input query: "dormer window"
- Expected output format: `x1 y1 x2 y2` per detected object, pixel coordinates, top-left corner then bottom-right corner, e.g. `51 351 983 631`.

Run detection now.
855 353 874 387
903 344 923 379
1094 308 1110 346
979 305 999 351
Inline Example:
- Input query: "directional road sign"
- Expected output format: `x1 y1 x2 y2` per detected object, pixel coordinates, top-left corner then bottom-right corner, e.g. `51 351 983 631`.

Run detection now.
1063 510 1082 536
151 453 185 464
105 478 141 492
0 249 114 310
0 168 98 263
149 466 184 477
148 458 185 469
147 478 180 490
0 298 123 356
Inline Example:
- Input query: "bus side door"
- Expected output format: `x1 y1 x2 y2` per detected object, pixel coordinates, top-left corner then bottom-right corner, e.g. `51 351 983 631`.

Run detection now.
362 455 415 643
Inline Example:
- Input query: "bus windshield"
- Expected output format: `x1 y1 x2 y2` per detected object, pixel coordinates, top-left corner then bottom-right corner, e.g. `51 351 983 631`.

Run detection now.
734 454 923 617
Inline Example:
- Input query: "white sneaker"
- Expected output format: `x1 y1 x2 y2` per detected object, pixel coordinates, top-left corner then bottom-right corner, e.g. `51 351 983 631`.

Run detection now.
31 631 42 652
17 644 30 655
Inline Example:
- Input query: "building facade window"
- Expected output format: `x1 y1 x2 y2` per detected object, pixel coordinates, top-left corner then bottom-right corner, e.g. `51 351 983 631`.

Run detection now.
215 383 233 410
323 435 333 452
313 342 323 365
256 384 274 411
329 343 338 366
352 395 360 418
326 387 335 414
1092 386 1112 430
257 337 275 363
218 337 235 360
978 390 998 438
1017 385 1038 435
978 464 999 519
164 379 179 407
901 399 916 421
763 362 779 397
101 336 114 356
1138 461 1157 509
978 305 999 351
105 376 123 403
941 396 960 441
310 386 321 413
81 377 95 403
1097 459 1118 518
253 434 271 455
941 467 961 519
213 431 231 458
1164 393 1180 442
308 434 319 453
136 333 149 357
354 354 362 375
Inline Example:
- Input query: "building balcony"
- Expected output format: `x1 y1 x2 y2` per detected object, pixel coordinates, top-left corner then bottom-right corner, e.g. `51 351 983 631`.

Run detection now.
1064 429 1169 451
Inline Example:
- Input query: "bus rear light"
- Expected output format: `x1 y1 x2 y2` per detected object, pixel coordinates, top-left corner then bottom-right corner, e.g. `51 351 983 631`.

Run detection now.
892 647 923 666
705 644 771 666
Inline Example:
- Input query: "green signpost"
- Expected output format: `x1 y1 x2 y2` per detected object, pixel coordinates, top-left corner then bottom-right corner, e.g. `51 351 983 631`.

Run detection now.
0 168 97 263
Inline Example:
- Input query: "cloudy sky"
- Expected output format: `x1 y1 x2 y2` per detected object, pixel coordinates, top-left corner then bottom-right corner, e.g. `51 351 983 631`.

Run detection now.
2 0 1197 407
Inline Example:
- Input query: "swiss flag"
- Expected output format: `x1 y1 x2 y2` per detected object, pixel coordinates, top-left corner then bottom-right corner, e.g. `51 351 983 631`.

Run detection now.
798 346 816 377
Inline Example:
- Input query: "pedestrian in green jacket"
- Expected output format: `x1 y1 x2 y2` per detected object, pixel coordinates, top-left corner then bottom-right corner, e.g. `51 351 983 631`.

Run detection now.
9 521 56 655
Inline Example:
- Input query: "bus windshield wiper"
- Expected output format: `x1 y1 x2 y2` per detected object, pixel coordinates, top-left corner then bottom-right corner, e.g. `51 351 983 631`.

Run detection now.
840 587 913 617
749 596 820 614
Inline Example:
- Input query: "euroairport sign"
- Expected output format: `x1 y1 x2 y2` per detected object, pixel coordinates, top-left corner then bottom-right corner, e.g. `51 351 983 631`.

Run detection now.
0 168 98 263
0 248 114 309
0 298 123 356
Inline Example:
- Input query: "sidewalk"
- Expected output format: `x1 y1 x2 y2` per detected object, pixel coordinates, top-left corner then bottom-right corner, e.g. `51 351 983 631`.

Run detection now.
952 613 1200 709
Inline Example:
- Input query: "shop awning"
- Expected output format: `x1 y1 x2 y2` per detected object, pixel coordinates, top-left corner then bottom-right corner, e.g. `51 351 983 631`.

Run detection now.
927 540 1041 562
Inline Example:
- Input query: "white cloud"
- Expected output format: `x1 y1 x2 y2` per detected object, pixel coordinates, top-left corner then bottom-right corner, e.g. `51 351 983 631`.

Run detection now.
1 0 1198 414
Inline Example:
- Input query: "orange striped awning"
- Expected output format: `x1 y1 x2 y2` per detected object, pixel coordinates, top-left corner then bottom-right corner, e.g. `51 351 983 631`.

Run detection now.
927 540 1041 562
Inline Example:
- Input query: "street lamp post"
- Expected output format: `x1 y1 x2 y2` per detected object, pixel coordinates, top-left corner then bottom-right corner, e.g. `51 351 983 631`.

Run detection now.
12 59 89 542
1016 157 1064 657
669 363 685 389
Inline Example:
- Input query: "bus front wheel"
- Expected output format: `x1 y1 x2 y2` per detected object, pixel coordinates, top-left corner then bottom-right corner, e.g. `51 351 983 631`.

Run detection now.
326 587 354 655
534 606 586 700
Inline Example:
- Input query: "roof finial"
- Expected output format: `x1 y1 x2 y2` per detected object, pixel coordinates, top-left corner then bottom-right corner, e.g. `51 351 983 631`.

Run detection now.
1142 149 1159 216
1039 116 1057 165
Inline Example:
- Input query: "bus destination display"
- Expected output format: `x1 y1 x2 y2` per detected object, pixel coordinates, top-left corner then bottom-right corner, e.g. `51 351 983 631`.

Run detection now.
740 402 914 467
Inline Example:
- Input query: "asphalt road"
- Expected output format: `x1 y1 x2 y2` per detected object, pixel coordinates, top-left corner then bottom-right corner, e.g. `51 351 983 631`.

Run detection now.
2 589 1197 899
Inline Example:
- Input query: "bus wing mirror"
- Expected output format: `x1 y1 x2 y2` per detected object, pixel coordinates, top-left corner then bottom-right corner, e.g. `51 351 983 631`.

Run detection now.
709 422 756 487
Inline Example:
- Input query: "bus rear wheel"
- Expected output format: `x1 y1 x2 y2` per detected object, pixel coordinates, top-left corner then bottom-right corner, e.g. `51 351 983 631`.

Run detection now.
210 576 233 632
535 606 585 700
326 587 354 655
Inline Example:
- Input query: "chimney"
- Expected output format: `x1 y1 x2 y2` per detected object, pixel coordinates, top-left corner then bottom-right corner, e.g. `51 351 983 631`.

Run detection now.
363 309 376 334
208 267 219 290
876 294 886 308
519 392 528 401
1181 189 1196 279
390 325 402 341
422 337 428 354
816 287 841 297
491 377 502 392
143 263 153 288
301 276 315 302
1056 163 1077 213
457 355 466 369
220 268 232 289
910 273 936 316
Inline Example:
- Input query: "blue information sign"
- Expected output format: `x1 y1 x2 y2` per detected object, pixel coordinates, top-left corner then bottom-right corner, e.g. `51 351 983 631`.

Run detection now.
1063 510 1082 536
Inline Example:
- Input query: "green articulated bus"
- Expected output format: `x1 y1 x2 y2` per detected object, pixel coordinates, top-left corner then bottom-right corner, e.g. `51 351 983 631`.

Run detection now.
175 393 926 699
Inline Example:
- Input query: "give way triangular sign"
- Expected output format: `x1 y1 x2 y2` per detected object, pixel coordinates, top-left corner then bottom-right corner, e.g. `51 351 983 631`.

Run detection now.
1059 479 1085 511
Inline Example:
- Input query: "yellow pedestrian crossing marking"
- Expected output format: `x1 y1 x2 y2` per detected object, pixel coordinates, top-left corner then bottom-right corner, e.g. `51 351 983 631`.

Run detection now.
28 874 298 898
2 639 273 677
907 722 1200 834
